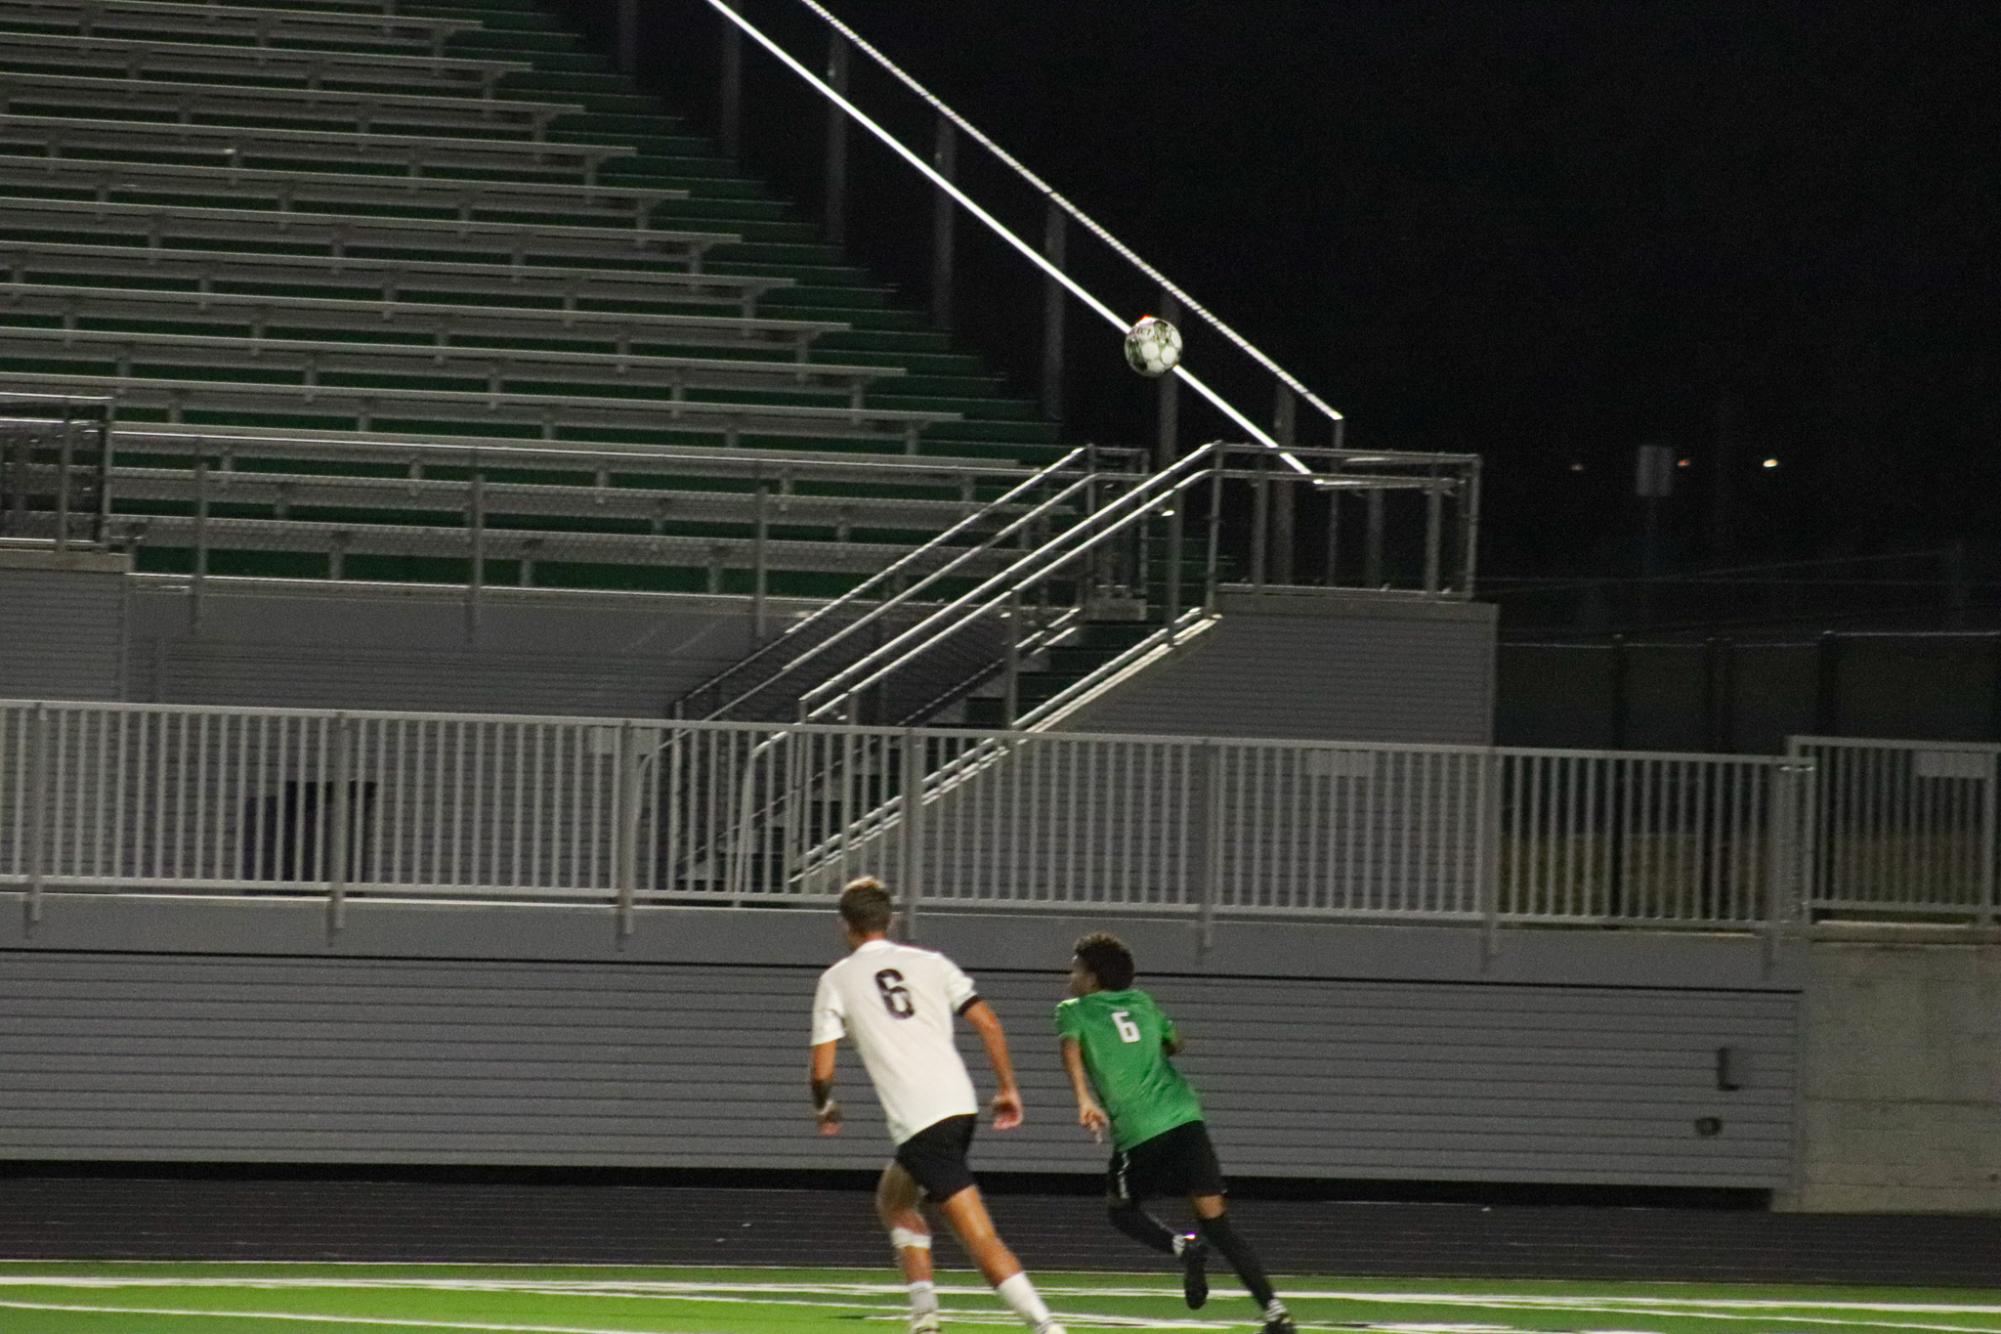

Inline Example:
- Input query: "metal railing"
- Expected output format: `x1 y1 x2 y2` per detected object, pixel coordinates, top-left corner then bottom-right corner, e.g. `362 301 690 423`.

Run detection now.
682 0 1448 602
1788 736 1999 924
0 393 112 549
2 699 1812 944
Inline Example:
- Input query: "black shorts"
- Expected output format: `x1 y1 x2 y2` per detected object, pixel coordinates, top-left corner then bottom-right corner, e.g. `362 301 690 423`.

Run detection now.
1108 1119 1226 1204
895 1113 979 1203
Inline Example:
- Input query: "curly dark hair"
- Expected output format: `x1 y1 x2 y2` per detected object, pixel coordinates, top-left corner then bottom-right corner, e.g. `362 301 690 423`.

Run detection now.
1072 931 1135 991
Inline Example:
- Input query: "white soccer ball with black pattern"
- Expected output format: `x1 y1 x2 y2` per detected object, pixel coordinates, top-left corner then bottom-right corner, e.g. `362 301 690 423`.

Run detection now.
1123 315 1182 377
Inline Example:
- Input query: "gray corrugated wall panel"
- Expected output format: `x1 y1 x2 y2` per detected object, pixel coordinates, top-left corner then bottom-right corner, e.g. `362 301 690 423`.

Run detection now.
0 951 1795 1185
1060 594 1496 744
0 556 129 701
125 583 787 715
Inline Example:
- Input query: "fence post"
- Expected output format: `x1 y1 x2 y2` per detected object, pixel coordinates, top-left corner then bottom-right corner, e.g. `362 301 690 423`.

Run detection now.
25 703 47 932
1041 204 1066 423
1480 749 1501 964
1193 740 1221 957
327 713 351 937
615 720 639 942
1154 291 1180 471
1203 450 1222 614
1983 750 1997 928
1249 452 1269 588
752 477 769 638
1424 469 1444 596
1271 387 1296 584
1164 492 1184 645
190 457 208 631
902 728 923 942
931 118 956 329
1364 487 1386 588
466 470 485 642
823 33 849 246
55 421 74 553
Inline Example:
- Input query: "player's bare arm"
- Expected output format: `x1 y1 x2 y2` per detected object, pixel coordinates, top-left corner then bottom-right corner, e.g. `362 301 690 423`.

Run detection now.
1060 1036 1109 1141
809 1040 842 1136
962 999 1025 1130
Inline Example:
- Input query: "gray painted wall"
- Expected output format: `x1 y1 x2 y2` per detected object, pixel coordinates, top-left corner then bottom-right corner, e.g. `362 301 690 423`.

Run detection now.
1061 593 1496 745
0 551 129 702
124 580 796 717
1782 937 2001 1212
0 896 1799 1187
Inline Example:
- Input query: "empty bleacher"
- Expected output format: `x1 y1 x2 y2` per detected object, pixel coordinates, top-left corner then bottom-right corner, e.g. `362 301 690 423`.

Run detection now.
0 0 1067 596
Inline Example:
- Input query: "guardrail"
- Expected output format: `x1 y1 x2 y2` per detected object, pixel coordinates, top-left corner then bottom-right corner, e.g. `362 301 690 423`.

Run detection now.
2 700 1812 946
1788 735 1999 924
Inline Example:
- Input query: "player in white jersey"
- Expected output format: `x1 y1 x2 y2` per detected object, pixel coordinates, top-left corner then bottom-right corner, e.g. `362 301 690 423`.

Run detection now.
811 878 1066 1334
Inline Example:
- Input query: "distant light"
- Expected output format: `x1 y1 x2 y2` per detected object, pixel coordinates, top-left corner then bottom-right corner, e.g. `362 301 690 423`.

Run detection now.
1762 457 1780 469
1568 462 1585 473
1676 457 1692 469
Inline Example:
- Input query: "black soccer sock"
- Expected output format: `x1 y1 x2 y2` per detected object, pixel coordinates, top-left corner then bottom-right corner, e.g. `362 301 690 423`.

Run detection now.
1107 1201 1182 1256
1197 1213 1276 1308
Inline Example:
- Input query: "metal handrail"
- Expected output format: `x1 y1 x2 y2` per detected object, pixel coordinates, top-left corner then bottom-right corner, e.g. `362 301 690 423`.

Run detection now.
677 445 1128 720
800 443 1228 721
705 0 1323 474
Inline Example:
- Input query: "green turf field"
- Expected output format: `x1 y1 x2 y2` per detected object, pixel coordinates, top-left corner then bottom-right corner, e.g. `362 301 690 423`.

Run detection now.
0 1263 1998 1334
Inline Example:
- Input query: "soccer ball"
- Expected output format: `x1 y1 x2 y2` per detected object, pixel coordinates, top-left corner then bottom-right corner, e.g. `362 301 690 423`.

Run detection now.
1124 315 1182 377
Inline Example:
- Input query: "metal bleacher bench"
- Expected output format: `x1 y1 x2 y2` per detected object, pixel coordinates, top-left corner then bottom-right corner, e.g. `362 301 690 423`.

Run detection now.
112 427 1037 494
1 0 485 58
0 70 588 140
0 197 735 267
0 31 530 97
0 152 689 227
2 325 904 409
0 242 796 318
0 373 962 452
1 281 846 361
0 111 638 183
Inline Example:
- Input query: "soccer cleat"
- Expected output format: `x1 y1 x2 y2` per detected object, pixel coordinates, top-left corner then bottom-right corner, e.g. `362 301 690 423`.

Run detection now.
1262 1300 1298 1333
1178 1233 1210 1308
909 1315 942 1334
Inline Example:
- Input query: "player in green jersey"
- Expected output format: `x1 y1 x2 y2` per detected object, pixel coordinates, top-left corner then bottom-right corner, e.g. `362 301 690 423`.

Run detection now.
1054 931 1296 1334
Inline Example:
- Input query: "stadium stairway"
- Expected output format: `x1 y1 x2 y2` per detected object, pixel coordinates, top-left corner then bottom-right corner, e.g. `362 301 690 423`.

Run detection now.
0 0 1071 599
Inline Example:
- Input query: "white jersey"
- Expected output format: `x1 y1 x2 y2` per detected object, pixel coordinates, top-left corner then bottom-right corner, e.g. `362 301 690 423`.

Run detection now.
811 938 982 1145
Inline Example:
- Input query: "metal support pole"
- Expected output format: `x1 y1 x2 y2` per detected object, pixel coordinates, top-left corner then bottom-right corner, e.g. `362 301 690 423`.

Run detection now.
752 478 770 638
931 118 956 329
1270 386 1296 584
1154 291 1180 471
1424 472 1444 595
615 0 638 77
25 702 47 932
901 728 923 941
190 457 208 631
55 421 74 553
823 35 849 246
1324 485 1341 587
1165 494 1184 645
327 713 351 937
466 471 485 641
615 720 639 941
1249 454 1271 588
718 0 743 160
1982 750 1998 928
1194 740 1221 956
1462 456 1483 597
1203 451 1222 613
1479 750 1501 964
1003 592 1020 726
1364 487 1386 588
1041 204 1066 423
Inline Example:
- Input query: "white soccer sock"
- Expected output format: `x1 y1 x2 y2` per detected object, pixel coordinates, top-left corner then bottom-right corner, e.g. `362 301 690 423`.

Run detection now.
994 1272 1053 1327
908 1280 939 1317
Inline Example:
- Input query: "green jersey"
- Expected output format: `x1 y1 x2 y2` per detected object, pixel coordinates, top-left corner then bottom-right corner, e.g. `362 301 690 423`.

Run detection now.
1053 988 1204 1151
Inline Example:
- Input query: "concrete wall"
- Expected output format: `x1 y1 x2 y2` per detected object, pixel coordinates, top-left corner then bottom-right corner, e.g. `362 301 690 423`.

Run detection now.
1061 592 1496 745
1786 937 2001 1212
0 549 130 701
123 579 811 717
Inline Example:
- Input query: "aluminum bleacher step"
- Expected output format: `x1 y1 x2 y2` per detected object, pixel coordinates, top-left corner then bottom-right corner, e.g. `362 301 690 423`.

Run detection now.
1 0 486 57
0 30 530 95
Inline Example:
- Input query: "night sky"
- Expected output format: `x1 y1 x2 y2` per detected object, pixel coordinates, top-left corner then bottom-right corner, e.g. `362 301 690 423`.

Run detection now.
800 0 1998 580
